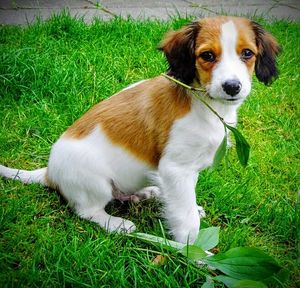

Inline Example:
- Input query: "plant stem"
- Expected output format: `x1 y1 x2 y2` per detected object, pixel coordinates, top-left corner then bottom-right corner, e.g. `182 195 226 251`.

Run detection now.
162 73 206 92
162 73 225 124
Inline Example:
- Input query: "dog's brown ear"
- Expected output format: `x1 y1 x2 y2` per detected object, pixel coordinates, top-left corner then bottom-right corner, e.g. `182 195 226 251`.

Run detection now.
159 22 200 84
252 21 281 85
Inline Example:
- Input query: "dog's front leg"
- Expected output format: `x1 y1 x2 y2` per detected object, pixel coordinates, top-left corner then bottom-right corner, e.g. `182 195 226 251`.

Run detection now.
159 163 200 244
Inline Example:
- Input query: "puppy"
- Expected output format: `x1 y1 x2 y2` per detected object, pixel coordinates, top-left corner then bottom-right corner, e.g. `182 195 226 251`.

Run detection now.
0 16 279 243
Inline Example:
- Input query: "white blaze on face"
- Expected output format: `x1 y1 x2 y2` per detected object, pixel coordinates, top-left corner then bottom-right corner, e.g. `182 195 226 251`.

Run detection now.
209 21 252 103
220 21 239 69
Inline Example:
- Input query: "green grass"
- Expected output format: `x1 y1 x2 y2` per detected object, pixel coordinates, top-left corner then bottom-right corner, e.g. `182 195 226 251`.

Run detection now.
0 12 299 287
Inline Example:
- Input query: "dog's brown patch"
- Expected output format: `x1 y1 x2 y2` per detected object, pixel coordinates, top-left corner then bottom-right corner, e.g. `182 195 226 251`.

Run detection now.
235 18 258 74
159 22 200 84
194 17 223 86
65 76 191 166
251 21 280 85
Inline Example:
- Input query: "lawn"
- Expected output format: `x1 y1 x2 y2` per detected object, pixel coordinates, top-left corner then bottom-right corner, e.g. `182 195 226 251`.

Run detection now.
0 12 299 287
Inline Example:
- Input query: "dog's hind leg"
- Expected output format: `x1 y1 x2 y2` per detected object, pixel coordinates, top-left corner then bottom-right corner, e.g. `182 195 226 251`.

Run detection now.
77 205 136 233
58 176 136 233
47 134 137 233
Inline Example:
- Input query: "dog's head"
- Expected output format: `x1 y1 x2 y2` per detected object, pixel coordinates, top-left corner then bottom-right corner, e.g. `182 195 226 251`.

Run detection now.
159 16 280 104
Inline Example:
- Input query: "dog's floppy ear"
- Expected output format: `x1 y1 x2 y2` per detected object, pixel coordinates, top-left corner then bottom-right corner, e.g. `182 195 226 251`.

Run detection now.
159 22 200 84
251 21 281 85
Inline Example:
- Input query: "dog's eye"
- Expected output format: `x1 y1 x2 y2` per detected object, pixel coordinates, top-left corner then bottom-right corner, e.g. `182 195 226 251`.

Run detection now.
199 51 216 62
241 49 254 60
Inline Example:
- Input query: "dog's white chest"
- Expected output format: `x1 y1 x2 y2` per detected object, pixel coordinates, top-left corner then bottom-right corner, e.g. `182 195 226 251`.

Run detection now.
162 98 238 171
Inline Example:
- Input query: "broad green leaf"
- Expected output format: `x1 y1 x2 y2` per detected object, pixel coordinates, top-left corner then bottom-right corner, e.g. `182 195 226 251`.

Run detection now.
213 135 228 168
214 275 240 287
201 276 215 288
194 227 220 251
232 280 267 288
180 245 207 260
214 276 267 287
131 232 185 250
201 281 215 288
204 247 282 281
225 125 250 167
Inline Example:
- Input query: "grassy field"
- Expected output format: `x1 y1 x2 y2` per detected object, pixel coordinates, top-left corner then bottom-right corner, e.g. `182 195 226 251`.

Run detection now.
0 12 299 287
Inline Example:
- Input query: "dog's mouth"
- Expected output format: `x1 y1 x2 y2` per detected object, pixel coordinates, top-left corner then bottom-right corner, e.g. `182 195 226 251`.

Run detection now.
226 98 241 102
206 94 243 104
204 85 243 104
223 97 244 105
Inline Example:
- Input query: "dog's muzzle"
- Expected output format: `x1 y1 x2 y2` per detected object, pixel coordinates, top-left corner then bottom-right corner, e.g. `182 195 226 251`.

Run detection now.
222 79 242 97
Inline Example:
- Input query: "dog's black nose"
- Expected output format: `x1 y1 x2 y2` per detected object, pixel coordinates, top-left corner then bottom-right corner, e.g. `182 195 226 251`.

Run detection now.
222 80 242 97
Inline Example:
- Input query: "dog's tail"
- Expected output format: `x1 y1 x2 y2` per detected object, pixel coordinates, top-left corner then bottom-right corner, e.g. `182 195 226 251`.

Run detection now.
0 164 50 187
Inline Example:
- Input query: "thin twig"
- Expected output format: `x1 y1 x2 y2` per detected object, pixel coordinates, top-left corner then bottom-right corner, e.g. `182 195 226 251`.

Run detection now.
162 73 224 123
162 73 205 92
85 0 117 17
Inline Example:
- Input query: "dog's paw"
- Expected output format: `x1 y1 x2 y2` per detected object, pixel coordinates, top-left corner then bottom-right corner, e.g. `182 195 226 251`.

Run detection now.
171 213 200 244
173 224 199 244
197 205 206 218
133 186 161 202
105 217 136 233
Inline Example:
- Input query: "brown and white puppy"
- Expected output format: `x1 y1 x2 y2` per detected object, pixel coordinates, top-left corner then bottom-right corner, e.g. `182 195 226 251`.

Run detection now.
0 16 280 243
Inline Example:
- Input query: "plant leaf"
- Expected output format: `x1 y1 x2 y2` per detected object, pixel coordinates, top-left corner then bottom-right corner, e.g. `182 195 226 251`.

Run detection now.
152 255 167 266
214 276 267 287
180 245 207 260
225 125 250 167
232 280 268 288
214 275 240 287
201 276 215 288
204 247 282 281
194 227 220 251
201 282 215 288
213 135 228 168
131 232 185 250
